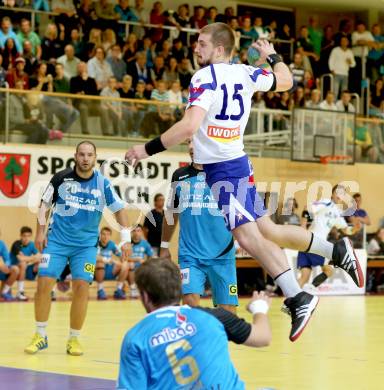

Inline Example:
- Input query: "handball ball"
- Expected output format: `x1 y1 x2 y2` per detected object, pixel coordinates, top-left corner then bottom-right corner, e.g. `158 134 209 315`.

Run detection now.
247 46 260 65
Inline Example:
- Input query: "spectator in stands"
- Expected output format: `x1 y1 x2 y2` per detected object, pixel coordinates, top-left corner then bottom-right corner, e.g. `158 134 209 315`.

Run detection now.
308 16 323 58
150 1 166 43
139 35 154 68
0 16 22 53
168 80 183 120
187 38 200 71
334 18 352 47
319 24 335 75
367 24 384 83
328 36 355 98
319 91 337 111
57 44 80 80
290 87 305 108
207 6 218 24
53 63 70 93
100 76 122 136
33 0 50 12
107 44 127 85
190 6 207 30
1 38 19 70
6 57 29 88
133 80 149 133
150 55 165 83
348 193 372 248
52 0 78 39
174 4 190 45
10 226 41 301
336 90 355 113
349 119 378 163
85 28 102 60
78 1 98 40
253 17 268 39
163 57 179 85
369 78 384 116
277 23 295 63
178 57 193 90
119 74 136 136
296 25 319 76
87 46 113 91
224 6 235 22
119 73 135 99
367 227 384 256
22 40 38 75
0 54 5 87
16 19 41 60
115 0 137 38
264 90 277 109
351 21 375 93
0 230 19 301
127 51 152 89
29 62 51 90
278 198 301 226
227 17 241 51
94 0 120 30
143 193 165 257
69 61 98 134
289 53 306 86
171 38 187 63
252 91 266 109
239 16 258 50
41 23 65 63
131 0 150 39
123 33 138 64
69 28 86 61
101 29 117 56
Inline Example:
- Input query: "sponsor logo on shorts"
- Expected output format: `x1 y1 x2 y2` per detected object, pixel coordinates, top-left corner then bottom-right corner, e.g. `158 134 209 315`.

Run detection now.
84 263 95 274
180 268 190 285
39 254 50 269
150 322 197 347
207 125 240 143
229 284 238 296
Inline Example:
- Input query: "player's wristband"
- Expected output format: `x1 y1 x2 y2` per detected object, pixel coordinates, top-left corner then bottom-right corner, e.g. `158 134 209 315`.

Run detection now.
248 299 269 315
145 136 167 156
160 241 170 249
266 53 283 68
120 228 131 245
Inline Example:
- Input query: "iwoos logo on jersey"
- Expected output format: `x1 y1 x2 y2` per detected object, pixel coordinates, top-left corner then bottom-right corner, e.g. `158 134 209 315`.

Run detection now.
150 311 196 347
207 125 240 143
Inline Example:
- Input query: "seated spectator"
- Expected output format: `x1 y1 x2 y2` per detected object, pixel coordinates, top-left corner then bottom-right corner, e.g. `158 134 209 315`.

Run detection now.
336 90 355 113
16 18 41 60
264 90 278 109
6 57 29 88
207 6 218 24
100 76 122 136
239 16 258 49
127 224 153 298
107 44 127 85
367 227 384 255
252 91 266 109
22 40 38 75
69 61 99 134
69 28 86 61
29 62 51 90
253 17 269 39
10 226 41 300
134 80 149 135
41 23 65 63
296 25 319 76
150 1 166 43
163 57 179 85
369 78 384 116
319 91 337 110
328 36 355 98
53 63 70 93
95 226 129 300
123 33 138 64
275 91 291 129
87 46 113 92
127 51 152 89
178 57 193 91
94 0 119 30
278 198 301 226
187 38 200 71
1 37 19 70
228 17 241 51
289 53 306 86
0 230 19 301
157 39 172 64
101 28 116 56
57 44 80 80
52 0 78 39
347 193 372 248
77 0 98 38
174 4 190 45
150 55 165 83
348 119 378 163
171 38 187 63
0 16 22 53
292 86 306 108
168 80 183 120
119 74 138 136
189 5 207 30
305 88 321 109
367 24 384 83
139 35 154 68
277 23 295 63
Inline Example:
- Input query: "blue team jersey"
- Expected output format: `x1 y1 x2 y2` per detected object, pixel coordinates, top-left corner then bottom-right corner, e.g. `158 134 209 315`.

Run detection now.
97 240 121 260
132 239 153 260
0 240 10 265
117 305 246 390
10 240 38 265
41 168 125 248
168 165 235 262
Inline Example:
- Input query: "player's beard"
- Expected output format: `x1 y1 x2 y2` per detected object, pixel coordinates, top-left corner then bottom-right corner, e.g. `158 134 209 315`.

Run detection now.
197 53 214 67
76 162 94 175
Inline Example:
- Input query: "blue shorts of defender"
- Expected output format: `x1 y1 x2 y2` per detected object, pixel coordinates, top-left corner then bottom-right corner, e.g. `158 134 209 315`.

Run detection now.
297 252 325 268
104 263 116 280
203 155 267 231
26 264 37 280
179 257 238 306
38 243 97 283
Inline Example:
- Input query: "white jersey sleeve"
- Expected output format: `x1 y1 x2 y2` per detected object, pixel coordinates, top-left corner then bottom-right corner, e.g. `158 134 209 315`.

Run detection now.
243 65 275 93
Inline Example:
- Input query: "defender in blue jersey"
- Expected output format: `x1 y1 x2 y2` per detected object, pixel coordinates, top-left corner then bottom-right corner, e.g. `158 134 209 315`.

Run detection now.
95 226 129 300
25 141 131 356
0 231 19 301
160 140 237 312
10 226 41 301
117 258 272 390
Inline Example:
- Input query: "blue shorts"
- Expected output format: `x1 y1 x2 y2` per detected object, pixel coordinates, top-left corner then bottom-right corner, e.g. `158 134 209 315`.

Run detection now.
26 264 37 280
203 155 266 231
297 252 325 268
0 271 8 281
179 256 238 306
104 263 116 280
38 243 97 283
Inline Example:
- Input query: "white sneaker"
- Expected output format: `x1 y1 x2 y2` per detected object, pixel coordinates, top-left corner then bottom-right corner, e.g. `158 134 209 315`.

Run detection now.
129 288 139 299
16 291 28 301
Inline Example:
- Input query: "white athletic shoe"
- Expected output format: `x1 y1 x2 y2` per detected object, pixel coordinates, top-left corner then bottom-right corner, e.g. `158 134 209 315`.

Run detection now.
16 291 28 301
129 287 139 299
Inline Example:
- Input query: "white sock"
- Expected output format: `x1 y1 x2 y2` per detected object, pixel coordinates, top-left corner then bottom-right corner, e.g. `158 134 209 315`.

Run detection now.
36 321 47 337
130 283 137 290
308 234 334 259
69 328 80 338
117 282 124 290
275 269 302 298
18 281 24 292
52 285 56 293
98 283 104 291
2 285 11 294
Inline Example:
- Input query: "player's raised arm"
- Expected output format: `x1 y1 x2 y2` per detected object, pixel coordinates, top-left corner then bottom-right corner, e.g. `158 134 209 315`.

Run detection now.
254 40 293 92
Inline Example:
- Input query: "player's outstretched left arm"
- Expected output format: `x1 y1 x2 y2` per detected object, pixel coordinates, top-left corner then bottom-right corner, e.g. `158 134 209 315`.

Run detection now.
125 106 206 166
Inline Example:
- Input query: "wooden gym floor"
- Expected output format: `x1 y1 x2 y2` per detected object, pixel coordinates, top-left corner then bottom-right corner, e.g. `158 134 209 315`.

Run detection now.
0 295 382 390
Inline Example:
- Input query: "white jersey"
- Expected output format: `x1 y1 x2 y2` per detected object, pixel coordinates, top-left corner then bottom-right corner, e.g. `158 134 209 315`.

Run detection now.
187 63 274 164
309 199 348 238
